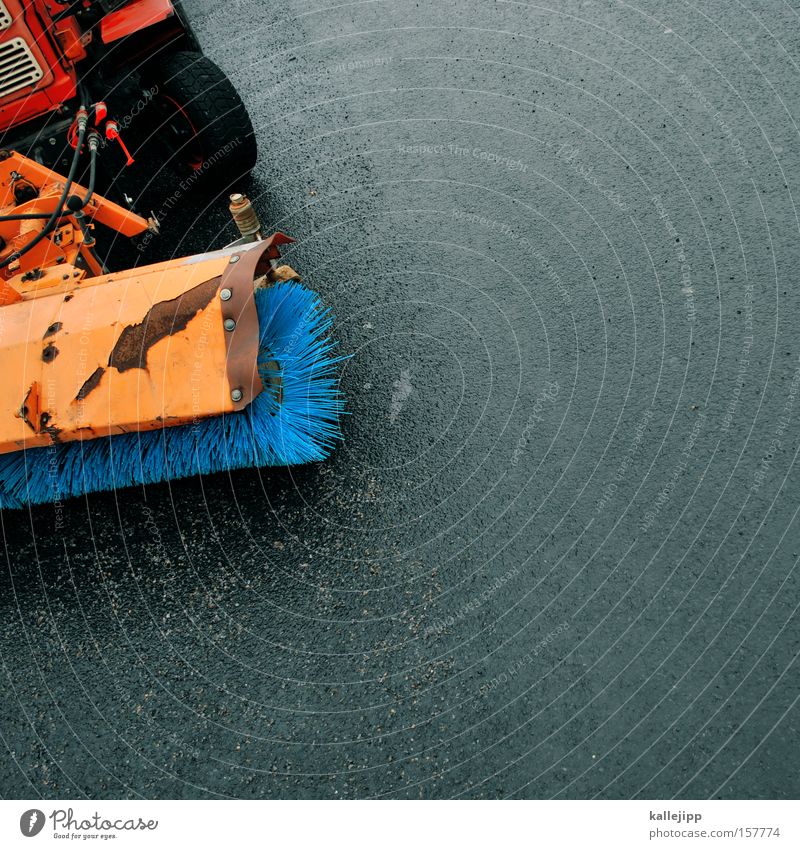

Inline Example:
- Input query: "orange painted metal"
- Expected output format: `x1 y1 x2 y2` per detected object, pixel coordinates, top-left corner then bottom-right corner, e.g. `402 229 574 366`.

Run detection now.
0 152 294 459
0 151 149 240
0 246 265 454
0 150 151 301
100 0 175 44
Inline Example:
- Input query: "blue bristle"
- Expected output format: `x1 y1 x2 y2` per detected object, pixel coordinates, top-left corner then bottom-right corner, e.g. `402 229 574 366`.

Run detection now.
0 282 346 509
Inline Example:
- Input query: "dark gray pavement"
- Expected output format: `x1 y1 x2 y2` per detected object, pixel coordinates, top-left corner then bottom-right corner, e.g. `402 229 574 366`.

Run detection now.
1 0 799 799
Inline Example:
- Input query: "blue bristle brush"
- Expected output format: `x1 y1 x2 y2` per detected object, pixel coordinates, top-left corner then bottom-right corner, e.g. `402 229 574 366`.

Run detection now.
0 281 345 509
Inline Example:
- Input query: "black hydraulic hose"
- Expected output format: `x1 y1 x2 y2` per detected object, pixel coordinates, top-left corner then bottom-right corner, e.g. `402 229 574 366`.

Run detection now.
0 119 87 268
0 137 98 222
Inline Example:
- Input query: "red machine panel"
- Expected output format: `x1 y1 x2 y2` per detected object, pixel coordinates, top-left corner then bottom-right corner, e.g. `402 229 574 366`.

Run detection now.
0 0 77 133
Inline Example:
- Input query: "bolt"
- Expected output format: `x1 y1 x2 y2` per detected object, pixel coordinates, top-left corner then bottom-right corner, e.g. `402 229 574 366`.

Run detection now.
231 389 243 402
229 255 240 264
224 318 236 331
220 288 232 301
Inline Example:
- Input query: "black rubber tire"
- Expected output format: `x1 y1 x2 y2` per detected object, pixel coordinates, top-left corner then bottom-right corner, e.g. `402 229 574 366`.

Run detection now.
142 50 257 194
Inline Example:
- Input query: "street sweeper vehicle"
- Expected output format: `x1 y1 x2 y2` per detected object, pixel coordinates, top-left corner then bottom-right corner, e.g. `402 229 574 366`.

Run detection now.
0 2 345 508
0 0 257 192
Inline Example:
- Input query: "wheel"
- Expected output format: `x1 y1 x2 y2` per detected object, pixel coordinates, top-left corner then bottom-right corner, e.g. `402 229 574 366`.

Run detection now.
140 50 257 194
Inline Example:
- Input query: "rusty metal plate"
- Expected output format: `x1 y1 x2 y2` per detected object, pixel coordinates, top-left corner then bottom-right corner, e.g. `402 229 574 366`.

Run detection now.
0 247 266 454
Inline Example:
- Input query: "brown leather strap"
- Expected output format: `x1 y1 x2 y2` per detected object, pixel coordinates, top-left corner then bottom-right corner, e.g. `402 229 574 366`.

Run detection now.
219 233 293 411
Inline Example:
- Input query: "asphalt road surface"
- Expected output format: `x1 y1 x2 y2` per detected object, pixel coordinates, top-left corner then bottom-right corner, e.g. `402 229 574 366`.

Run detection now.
2 0 799 800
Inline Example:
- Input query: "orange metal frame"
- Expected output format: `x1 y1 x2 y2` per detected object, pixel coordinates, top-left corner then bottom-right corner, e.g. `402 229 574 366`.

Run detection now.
0 251 249 453
0 151 290 457
0 239 292 455
0 149 152 306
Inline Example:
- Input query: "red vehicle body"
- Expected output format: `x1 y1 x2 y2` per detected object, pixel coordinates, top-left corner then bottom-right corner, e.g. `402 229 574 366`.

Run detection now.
0 0 195 134
0 0 78 130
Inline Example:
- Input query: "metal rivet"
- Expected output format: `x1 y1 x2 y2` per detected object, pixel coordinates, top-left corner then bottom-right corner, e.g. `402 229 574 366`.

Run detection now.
231 389 243 402
224 318 236 331
220 287 232 301
229 255 240 264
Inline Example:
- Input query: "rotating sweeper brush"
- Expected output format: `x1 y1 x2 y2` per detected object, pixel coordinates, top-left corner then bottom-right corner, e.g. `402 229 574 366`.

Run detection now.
0 150 345 508
0 2 344 508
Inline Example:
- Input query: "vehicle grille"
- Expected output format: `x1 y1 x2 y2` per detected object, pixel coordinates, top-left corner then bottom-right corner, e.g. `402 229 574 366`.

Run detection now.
0 2 10 33
0 37 44 100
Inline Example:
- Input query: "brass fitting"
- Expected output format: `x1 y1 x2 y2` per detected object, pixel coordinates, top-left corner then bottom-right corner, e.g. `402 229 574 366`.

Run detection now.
229 193 261 241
